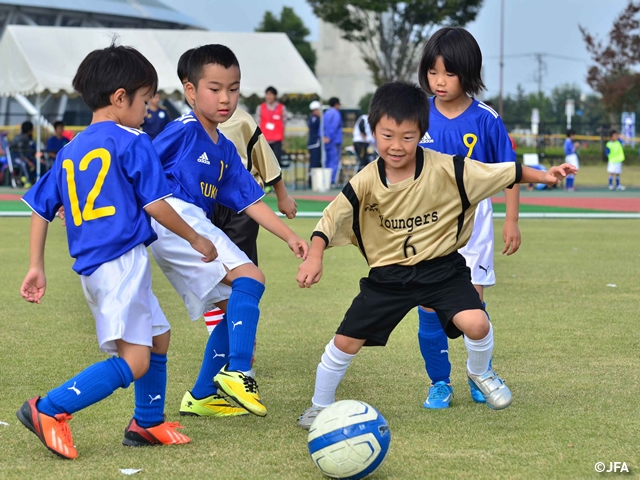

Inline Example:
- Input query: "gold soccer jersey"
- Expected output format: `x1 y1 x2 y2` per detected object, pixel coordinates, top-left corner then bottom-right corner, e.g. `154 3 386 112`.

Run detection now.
313 147 521 268
219 108 282 188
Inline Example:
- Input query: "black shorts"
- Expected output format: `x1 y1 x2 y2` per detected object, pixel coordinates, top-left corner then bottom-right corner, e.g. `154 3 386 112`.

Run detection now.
336 252 483 346
211 203 260 265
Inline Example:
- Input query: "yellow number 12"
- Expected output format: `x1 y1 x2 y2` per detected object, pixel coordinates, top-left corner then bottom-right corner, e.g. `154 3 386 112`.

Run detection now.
62 148 116 226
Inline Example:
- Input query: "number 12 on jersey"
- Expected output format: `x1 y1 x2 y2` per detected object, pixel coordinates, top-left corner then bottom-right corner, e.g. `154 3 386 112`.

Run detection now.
62 148 116 226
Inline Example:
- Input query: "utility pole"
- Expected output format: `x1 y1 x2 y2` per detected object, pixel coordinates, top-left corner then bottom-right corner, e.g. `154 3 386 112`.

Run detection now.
498 0 504 117
533 53 546 96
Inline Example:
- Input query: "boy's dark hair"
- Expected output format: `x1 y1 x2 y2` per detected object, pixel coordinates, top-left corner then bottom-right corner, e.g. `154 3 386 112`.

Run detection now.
265 86 277 96
72 43 158 111
21 121 34 134
418 27 485 97
566 129 575 137
177 48 195 81
610 129 618 136
329 97 340 107
187 44 240 87
53 120 64 129
368 82 429 135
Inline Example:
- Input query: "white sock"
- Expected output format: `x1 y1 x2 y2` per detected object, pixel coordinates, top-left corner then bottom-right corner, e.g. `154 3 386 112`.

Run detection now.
311 338 355 407
465 323 494 375
204 308 224 335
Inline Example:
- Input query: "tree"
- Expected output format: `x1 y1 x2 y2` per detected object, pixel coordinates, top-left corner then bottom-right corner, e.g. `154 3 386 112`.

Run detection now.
580 2 640 118
307 0 483 86
256 7 316 72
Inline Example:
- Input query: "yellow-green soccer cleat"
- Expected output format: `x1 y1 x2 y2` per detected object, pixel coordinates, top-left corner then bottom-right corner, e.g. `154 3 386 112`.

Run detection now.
179 391 249 417
213 365 267 417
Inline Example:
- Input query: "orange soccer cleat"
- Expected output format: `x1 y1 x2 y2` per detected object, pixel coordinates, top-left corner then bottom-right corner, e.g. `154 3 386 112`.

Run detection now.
16 396 78 460
122 418 191 446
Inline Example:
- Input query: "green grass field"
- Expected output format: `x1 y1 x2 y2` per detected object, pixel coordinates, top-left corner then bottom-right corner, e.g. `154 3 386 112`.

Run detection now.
1 217 639 479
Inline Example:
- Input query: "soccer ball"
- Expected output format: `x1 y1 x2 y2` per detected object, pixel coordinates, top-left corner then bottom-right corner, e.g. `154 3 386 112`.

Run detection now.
307 400 391 479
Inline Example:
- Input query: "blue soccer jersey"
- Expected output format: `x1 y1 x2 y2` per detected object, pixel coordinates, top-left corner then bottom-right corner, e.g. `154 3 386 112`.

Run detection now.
153 112 264 217
420 98 516 164
23 122 171 276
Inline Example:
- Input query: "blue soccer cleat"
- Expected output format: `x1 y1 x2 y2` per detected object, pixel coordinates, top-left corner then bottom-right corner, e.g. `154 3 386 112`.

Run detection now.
423 381 454 409
468 358 492 403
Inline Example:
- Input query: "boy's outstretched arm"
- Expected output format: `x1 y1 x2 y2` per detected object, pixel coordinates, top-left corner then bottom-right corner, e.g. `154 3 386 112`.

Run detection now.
296 236 326 288
145 199 217 262
520 163 577 186
245 200 308 259
502 185 521 256
21 213 49 304
272 179 297 219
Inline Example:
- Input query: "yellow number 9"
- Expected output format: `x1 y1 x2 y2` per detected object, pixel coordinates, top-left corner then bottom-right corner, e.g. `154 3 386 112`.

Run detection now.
463 134 478 158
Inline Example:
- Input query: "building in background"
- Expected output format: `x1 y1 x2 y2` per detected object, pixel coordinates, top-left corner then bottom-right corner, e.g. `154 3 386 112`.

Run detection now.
314 21 376 110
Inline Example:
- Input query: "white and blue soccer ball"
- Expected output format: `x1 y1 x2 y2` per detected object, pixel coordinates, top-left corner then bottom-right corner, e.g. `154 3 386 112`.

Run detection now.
307 400 391 479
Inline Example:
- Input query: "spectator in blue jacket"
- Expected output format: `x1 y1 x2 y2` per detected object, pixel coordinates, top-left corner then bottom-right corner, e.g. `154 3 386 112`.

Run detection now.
323 97 342 186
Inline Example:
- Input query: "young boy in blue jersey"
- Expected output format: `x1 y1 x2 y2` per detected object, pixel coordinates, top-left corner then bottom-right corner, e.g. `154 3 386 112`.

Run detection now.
151 44 308 418
564 130 580 191
416 27 521 409
17 44 217 459
296 81 576 428
173 47 298 417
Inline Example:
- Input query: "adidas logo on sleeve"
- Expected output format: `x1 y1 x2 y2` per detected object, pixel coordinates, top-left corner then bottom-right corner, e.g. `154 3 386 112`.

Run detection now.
420 132 434 144
197 152 210 165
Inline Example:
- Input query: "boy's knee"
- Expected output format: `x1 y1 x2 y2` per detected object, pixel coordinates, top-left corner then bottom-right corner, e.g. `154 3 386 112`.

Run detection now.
126 356 150 380
464 318 490 340
151 330 170 355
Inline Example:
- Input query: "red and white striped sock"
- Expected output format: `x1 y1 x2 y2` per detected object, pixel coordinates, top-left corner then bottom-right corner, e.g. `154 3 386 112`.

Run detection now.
203 308 224 335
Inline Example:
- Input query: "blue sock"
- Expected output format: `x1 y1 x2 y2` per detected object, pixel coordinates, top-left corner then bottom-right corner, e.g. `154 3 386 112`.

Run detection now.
616 176 620 187
609 175 614 187
227 277 265 372
192 315 229 399
417 308 451 384
38 357 133 416
133 352 167 428
566 176 574 189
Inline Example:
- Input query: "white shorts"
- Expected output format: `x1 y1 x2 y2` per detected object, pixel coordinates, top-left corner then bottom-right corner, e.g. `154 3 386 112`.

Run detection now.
607 162 622 174
80 244 170 354
565 154 580 170
459 198 496 287
150 197 252 320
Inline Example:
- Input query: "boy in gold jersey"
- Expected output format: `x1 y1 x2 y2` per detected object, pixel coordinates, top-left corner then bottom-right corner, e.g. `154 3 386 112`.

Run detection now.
296 81 576 427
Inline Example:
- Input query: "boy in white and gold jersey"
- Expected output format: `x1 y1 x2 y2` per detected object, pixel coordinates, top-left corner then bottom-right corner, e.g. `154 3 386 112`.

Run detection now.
296 81 576 428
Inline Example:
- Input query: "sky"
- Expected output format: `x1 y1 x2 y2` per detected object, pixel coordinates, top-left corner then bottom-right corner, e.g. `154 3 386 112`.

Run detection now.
162 0 631 97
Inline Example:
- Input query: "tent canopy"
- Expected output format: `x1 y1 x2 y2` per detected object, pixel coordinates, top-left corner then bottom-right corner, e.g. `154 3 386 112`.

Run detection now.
0 25 322 97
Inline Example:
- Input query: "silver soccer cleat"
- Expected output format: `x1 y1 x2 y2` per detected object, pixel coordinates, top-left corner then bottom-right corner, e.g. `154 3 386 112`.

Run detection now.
297 405 325 430
467 369 512 410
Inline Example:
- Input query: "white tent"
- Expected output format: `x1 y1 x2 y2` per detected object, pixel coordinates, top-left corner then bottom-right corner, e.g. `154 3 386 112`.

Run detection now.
0 25 322 97
0 25 321 180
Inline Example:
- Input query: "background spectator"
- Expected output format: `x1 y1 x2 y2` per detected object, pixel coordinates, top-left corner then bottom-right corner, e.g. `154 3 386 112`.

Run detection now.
307 100 322 186
45 121 69 165
141 92 172 140
257 86 286 166
323 97 342 186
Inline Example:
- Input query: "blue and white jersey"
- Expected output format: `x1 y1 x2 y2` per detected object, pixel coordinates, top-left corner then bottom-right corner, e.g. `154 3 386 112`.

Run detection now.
23 122 171 276
420 98 516 164
564 137 576 156
153 112 264 218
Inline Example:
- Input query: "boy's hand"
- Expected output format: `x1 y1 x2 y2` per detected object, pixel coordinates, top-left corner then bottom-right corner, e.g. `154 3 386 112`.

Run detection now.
544 163 577 185
190 235 218 262
21 268 46 303
287 235 309 260
57 206 66 226
502 220 521 255
296 257 322 288
278 195 298 219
